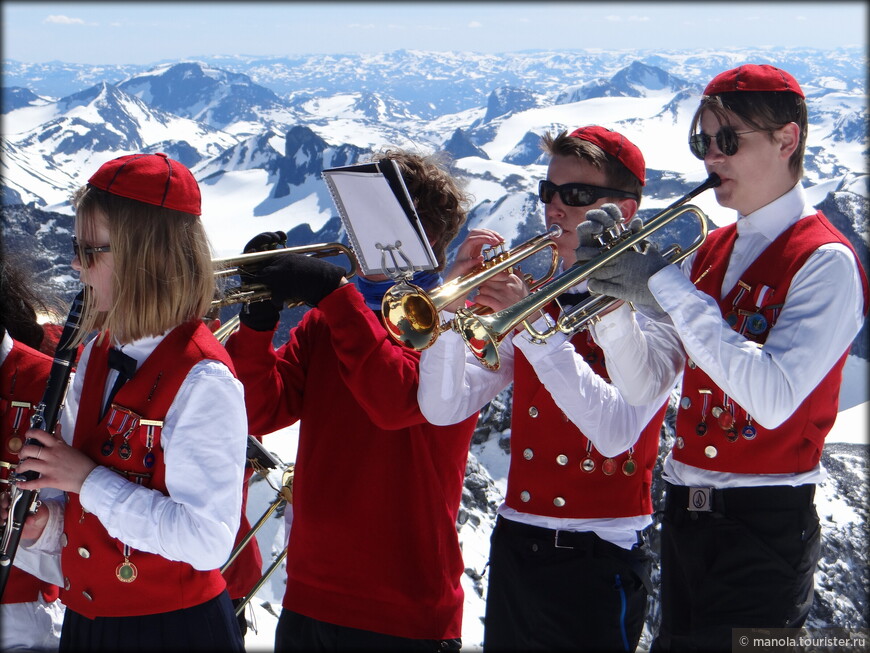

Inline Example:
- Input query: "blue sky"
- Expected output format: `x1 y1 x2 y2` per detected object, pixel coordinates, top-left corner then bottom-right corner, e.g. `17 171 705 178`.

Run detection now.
3 1 866 64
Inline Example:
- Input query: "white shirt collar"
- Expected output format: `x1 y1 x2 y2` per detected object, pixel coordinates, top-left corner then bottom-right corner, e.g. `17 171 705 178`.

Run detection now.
736 182 814 242
0 331 12 365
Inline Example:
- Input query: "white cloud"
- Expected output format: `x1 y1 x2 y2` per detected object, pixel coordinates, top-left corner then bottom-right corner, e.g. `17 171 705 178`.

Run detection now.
43 15 87 26
468 21 483 28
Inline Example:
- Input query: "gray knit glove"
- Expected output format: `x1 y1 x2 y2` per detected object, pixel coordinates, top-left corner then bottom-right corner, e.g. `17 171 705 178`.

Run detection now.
574 203 642 265
586 245 669 311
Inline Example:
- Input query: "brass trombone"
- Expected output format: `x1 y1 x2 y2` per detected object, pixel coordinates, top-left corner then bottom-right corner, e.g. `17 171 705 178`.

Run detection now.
220 436 295 617
381 225 563 351
212 242 358 308
452 174 721 370
209 242 359 343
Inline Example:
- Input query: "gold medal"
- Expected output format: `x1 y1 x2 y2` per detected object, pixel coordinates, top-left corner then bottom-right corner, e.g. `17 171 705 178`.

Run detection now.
622 459 637 476
601 458 617 475
581 457 595 473
116 557 138 583
6 436 22 454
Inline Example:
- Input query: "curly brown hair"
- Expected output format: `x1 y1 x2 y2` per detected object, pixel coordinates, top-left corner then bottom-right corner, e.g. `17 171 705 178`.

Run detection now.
370 149 470 270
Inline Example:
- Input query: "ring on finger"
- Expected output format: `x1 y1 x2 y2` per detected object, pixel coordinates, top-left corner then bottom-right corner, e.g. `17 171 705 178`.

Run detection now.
35 446 42 460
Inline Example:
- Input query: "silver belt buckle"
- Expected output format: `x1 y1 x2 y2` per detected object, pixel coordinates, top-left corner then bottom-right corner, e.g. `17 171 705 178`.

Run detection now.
687 487 713 512
554 530 572 549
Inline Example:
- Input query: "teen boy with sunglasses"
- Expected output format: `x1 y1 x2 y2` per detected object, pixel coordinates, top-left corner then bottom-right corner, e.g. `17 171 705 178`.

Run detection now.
418 126 671 651
580 64 868 650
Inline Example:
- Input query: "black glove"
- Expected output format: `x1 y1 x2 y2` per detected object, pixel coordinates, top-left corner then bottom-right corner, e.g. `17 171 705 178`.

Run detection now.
247 252 346 307
574 204 642 265
244 231 287 254
237 231 287 331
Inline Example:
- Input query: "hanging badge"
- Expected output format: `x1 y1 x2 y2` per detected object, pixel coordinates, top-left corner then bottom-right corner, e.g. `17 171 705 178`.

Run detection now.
696 422 707 436
601 458 617 475
725 311 738 327
746 313 768 335
101 437 115 457
116 558 138 583
742 424 757 440
118 439 133 460
725 429 739 443
6 436 22 454
622 458 637 476
716 411 735 430
581 457 595 473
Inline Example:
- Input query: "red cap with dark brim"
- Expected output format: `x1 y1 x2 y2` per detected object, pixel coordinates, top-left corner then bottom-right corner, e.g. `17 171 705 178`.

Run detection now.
704 64 805 99
88 153 201 215
567 125 646 186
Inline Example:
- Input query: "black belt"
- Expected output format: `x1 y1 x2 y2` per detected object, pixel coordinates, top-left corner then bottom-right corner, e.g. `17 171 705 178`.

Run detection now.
665 483 815 515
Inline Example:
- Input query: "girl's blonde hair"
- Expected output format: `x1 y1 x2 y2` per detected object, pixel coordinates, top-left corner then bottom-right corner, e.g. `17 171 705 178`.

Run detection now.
72 185 214 346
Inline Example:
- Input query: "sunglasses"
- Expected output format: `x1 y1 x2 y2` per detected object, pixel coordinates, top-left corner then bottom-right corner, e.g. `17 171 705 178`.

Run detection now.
689 126 759 160
538 180 638 207
71 236 111 265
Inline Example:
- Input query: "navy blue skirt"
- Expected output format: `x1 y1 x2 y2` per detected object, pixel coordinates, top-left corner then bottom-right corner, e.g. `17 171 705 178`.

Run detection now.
59 590 244 652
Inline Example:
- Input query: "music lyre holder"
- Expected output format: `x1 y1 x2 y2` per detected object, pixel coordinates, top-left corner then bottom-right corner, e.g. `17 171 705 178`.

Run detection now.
376 241 416 282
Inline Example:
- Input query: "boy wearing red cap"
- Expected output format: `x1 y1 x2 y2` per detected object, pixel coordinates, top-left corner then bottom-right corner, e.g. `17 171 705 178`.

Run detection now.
7 153 248 651
418 127 669 651
582 65 868 649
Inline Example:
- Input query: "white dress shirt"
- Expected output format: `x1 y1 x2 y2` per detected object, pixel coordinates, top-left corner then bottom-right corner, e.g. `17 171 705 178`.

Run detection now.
14 329 247 583
592 183 865 489
418 301 671 549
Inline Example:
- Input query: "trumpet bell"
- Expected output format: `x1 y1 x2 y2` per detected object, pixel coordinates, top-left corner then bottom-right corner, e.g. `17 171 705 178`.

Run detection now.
453 308 501 371
380 280 441 351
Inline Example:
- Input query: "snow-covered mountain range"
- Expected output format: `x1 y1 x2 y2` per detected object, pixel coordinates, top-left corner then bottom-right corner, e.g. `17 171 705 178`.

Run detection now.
2 47 867 649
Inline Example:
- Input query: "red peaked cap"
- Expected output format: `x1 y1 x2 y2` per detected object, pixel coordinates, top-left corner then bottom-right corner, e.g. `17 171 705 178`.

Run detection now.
704 64 805 99
567 125 645 186
87 153 201 215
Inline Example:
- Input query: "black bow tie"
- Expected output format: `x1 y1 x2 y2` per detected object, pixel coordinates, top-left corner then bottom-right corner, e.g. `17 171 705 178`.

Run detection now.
104 348 137 417
108 347 137 379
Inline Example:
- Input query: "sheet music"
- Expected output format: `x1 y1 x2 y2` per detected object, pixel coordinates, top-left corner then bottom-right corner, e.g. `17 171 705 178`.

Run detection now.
322 161 437 276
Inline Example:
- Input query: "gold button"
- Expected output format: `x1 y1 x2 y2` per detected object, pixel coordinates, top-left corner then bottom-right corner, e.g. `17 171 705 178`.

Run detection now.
556 454 568 466
704 445 718 458
688 359 696 369
676 437 685 449
680 396 691 409
60 533 68 547
64 577 71 591
523 448 534 460
77 547 90 559
82 590 93 601
553 497 566 507
520 491 531 502
528 406 539 418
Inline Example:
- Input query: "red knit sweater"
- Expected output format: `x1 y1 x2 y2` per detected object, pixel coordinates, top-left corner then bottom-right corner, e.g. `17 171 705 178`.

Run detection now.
226 284 478 640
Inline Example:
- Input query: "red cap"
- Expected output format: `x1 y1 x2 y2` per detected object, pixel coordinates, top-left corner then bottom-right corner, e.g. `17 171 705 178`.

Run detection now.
88 153 201 215
567 125 646 186
704 64 804 99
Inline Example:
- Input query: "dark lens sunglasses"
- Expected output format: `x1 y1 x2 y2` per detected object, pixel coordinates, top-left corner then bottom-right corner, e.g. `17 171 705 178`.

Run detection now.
538 180 638 207
71 236 111 265
689 126 758 160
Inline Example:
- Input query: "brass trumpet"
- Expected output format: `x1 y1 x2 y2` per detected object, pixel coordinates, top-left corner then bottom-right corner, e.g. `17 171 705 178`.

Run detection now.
212 242 359 309
453 174 721 370
381 225 563 351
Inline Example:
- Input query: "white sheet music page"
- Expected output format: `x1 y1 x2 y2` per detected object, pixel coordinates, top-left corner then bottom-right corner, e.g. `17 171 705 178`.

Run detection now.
322 161 437 276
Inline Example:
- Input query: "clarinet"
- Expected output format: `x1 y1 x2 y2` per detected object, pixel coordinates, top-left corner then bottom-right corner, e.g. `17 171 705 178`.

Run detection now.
0 290 84 599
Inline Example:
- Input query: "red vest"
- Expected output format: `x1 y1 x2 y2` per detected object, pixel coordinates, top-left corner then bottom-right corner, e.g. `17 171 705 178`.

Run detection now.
675 212 869 473
506 306 667 519
0 340 61 604
61 322 235 618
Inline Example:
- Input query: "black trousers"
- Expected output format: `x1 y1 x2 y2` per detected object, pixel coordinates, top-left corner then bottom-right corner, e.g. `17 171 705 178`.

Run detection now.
652 483 821 653
59 590 244 652
274 609 462 652
482 516 651 652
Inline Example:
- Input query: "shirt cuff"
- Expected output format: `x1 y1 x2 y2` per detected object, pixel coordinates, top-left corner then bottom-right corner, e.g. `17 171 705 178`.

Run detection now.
79 465 129 517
